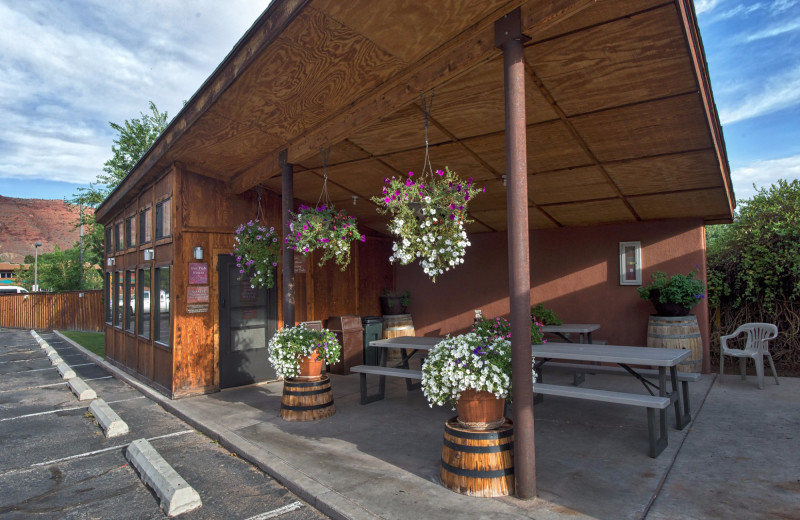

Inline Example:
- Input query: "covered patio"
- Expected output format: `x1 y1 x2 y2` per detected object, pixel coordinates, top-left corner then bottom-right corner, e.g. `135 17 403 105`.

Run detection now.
96 0 735 500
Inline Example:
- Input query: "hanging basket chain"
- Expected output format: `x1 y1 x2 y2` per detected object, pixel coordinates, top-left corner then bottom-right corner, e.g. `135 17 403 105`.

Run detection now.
419 90 435 181
316 146 332 208
256 187 265 222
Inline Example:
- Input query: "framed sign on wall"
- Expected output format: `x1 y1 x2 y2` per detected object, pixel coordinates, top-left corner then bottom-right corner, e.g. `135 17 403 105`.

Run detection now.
619 241 642 286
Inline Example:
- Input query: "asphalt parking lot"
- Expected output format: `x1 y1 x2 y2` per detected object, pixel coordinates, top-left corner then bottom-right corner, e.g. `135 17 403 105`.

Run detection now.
0 328 329 520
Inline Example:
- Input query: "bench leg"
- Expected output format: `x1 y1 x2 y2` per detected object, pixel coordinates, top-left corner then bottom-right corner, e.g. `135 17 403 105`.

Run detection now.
647 408 669 458
359 372 387 404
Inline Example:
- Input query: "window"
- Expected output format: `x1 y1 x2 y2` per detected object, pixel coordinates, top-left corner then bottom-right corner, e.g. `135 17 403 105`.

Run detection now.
105 227 113 255
138 268 151 338
115 222 123 252
125 270 135 333
155 198 171 240
113 271 123 327
125 216 135 248
105 272 113 323
154 266 171 346
139 207 152 244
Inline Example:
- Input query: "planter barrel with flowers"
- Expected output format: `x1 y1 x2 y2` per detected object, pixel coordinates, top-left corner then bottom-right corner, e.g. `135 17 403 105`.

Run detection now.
421 319 542 497
638 270 706 373
268 325 343 421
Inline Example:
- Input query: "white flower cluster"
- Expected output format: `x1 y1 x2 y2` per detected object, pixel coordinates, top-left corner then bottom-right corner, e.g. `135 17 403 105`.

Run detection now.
388 204 471 280
267 325 341 379
421 333 516 408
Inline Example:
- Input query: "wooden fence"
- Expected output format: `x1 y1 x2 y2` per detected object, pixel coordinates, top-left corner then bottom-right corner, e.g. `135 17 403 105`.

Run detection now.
0 290 104 332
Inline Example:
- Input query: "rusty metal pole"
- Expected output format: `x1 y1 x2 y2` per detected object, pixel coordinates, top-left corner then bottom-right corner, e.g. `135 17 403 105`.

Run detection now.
496 8 535 499
280 149 296 328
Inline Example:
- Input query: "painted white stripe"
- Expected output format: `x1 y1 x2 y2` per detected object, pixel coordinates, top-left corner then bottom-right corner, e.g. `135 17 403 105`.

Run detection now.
14 362 94 374
244 501 304 520
0 358 48 364
0 376 112 394
0 396 145 422
31 429 194 467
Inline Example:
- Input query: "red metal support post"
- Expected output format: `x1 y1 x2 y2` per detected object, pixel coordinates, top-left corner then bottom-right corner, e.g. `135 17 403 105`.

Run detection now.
280 149 295 328
496 8 535 499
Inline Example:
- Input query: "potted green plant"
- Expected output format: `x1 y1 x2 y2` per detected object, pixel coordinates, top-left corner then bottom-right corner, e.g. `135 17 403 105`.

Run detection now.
232 220 282 289
531 303 562 326
372 167 484 281
284 204 366 270
637 270 706 316
267 325 342 380
379 289 410 315
471 315 545 344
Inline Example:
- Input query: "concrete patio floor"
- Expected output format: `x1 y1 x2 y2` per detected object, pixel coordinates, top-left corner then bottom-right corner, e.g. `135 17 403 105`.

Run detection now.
59 332 800 519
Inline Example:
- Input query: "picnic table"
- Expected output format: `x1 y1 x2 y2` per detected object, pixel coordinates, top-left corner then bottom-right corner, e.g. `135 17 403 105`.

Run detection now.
540 324 600 344
351 336 696 457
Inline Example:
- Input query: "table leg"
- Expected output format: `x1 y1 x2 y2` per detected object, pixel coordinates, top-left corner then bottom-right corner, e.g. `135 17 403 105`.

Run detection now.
399 348 421 391
670 366 690 429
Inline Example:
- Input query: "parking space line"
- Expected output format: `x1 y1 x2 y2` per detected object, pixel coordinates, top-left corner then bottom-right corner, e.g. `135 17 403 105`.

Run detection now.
0 376 112 394
244 501 304 520
15 362 94 373
1 396 146 422
31 429 195 467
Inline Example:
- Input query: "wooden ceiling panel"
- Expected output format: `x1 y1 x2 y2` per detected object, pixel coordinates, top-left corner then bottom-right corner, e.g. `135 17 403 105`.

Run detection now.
572 94 713 163
380 141 497 182
432 57 558 139
166 114 277 177
529 166 617 204
606 151 724 196
467 180 507 212
348 104 451 156
526 0 669 43
297 139 372 170
312 0 511 63
465 120 591 174
210 7 406 142
530 6 697 116
324 159 397 201
629 191 732 221
544 199 635 227
265 170 353 207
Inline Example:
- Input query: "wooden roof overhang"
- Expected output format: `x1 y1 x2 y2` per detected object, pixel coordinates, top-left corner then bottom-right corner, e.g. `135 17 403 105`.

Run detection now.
96 0 735 234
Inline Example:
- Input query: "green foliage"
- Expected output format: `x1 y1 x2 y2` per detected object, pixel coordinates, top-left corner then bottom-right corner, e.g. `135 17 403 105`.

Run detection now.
531 303 562 326
637 270 706 309
233 220 282 289
471 315 544 345
60 331 105 357
267 325 342 379
285 204 365 270
12 245 102 291
706 179 800 311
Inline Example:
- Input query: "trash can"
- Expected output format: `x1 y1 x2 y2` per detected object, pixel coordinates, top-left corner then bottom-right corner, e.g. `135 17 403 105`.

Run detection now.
327 315 363 375
362 316 383 366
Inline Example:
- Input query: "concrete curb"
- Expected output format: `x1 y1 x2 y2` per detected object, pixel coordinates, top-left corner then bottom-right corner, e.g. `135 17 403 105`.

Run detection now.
68 377 97 401
48 351 64 365
30 330 47 347
88 398 129 438
126 438 202 517
57 362 76 380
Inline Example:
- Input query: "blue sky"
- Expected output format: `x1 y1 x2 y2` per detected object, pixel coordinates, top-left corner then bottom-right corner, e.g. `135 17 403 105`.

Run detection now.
1 0 798 203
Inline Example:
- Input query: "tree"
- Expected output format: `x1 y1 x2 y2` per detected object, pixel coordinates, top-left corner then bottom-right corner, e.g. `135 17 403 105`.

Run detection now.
66 101 169 286
13 245 102 291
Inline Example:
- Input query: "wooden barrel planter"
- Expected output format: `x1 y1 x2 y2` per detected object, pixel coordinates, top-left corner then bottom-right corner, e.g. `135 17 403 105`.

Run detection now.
280 375 335 421
382 314 414 362
440 417 514 497
646 315 702 373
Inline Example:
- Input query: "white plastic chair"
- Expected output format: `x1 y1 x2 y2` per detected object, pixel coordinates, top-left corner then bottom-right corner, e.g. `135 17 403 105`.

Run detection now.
719 323 779 389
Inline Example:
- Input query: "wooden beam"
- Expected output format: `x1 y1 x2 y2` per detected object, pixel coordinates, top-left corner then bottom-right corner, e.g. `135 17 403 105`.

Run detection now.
229 0 598 194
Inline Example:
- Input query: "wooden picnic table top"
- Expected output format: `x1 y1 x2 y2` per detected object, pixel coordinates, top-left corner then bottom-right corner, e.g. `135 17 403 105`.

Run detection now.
540 324 601 334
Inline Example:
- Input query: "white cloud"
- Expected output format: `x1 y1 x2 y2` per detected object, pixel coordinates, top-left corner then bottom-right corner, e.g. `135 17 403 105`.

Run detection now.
695 0 724 15
731 154 800 199
719 65 800 124
0 0 271 188
743 18 800 41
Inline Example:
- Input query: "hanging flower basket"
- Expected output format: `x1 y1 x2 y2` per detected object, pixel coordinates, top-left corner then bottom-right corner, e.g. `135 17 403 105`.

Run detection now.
232 220 282 289
285 204 366 270
372 167 484 281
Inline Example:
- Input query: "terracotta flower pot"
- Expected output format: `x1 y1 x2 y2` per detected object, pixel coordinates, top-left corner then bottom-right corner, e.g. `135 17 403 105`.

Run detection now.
456 388 505 430
296 349 323 380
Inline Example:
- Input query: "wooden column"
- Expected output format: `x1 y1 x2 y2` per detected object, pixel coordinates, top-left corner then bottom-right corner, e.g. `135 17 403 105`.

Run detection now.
280 150 295 327
496 8 535 499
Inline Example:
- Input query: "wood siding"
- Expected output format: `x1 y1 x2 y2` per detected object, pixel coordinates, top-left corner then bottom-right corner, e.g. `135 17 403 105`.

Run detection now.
0 290 104 331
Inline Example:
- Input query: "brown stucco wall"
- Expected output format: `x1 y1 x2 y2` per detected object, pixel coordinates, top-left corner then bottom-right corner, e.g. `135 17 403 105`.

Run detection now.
399 219 711 373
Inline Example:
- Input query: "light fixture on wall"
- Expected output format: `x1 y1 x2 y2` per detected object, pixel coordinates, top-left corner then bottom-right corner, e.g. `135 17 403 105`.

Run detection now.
107 257 115 266
143 249 155 261
193 246 204 260
501 175 507 187
352 195 358 206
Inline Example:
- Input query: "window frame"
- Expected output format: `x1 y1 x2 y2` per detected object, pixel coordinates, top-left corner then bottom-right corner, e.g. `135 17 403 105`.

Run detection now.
155 198 171 241
153 265 171 347
137 267 151 339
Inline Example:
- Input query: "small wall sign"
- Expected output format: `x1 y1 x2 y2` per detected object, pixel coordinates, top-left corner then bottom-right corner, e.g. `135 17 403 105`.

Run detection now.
619 241 642 286
189 262 208 285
